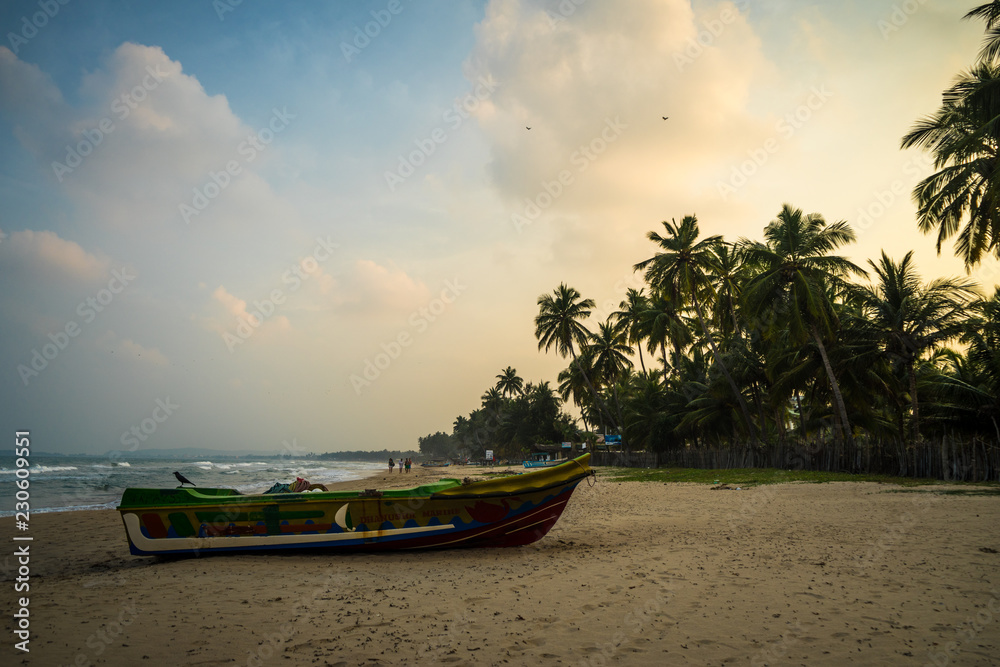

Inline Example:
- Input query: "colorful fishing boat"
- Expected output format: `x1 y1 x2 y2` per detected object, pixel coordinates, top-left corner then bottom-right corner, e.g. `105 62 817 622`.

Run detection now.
117 454 592 556
420 460 451 467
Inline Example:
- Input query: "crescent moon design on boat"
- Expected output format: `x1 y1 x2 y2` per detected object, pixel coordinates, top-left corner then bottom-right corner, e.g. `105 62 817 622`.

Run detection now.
334 503 355 532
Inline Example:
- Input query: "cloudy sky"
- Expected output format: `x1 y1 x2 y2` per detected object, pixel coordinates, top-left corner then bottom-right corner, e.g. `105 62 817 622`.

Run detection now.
1 0 996 456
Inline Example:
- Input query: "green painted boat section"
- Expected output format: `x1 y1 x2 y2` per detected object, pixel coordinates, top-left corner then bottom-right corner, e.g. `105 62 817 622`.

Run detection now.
380 482 460 497
118 480 463 510
263 505 280 534
167 512 195 537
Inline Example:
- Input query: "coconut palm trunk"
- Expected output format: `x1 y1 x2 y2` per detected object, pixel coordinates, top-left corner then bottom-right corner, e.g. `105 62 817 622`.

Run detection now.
795 391 807 439
908 362 920 448
811 325 854 450
570 346 618 434
610 383 627 453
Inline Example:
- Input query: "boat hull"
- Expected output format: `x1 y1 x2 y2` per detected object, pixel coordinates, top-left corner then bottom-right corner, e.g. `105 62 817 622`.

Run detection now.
117 454 591 555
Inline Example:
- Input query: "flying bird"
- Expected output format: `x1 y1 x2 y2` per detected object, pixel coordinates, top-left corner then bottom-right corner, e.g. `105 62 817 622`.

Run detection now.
662 116 669 120
525 126 531 130
173 471 196 487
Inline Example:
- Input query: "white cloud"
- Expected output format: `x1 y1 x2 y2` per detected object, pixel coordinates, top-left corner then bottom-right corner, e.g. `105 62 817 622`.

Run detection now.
466 1 769 241
0 228 109 284
213 285 249 319
329 259 431 314
206 285 292 344
2 42 293 231
0 46 72 159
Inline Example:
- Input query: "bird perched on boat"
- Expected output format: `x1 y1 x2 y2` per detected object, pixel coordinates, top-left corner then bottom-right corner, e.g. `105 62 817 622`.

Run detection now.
173 471 196 487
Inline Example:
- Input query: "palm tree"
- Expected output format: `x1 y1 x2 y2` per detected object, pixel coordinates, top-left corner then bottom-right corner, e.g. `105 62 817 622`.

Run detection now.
621 371 671 453
855 250 979 446
557 359 592 428
611 288 649 373
452 412 487 460
901 61 1000 268
635 215 759 441
451 415 471 458
966 1 1000 63
639 291 692 378
587 320 635 385
535 283 616 429
527 381 562 419
709 243 747 338
932 349 999 444
740 204 867 450
962 287 1000 434
481 387 505 417
585 320 635 440
495 366 525 398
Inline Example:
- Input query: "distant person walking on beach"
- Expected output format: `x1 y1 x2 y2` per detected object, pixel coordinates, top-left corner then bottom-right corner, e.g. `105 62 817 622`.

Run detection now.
388 458 394 473
398 458 403 473
405 458 411 473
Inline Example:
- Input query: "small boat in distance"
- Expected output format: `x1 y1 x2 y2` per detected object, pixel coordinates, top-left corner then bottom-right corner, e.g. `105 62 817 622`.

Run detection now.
117 454 593 556
523 459 564 468
523 452 565 468
420 459 451 467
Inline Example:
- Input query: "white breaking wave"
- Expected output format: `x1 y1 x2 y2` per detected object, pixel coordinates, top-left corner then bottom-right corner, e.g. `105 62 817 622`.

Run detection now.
0 465 79 474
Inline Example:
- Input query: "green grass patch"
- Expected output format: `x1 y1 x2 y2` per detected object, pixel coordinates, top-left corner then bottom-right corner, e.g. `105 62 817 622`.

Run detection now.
596 466 998 489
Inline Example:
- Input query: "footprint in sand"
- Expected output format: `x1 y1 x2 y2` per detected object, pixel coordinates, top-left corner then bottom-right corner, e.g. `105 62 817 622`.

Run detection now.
463 596 491 604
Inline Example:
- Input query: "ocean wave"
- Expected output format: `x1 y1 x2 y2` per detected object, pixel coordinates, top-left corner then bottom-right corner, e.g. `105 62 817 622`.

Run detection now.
193 461 238 471
0 500 119 516
0 465 79 474
292 467 344 477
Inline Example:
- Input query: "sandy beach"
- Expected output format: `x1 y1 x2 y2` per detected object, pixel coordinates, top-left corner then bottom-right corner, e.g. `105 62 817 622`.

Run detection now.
3 466 999 666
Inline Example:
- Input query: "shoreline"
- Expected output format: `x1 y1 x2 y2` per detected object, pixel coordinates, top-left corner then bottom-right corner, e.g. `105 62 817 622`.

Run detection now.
339 461 519 491
3 477 997 665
